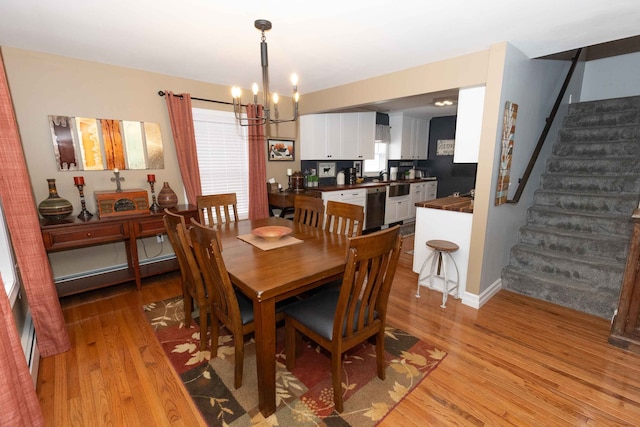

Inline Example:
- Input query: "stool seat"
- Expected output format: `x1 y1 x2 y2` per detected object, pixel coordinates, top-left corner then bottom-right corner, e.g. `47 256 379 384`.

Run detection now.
416 239 460 308
426 240 459 252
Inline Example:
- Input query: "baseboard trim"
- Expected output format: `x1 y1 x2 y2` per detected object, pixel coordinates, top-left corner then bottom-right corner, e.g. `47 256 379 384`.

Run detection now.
461 278 502 309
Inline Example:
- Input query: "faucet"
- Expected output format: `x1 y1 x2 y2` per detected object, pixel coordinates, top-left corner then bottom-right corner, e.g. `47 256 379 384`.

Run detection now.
379 170 388 181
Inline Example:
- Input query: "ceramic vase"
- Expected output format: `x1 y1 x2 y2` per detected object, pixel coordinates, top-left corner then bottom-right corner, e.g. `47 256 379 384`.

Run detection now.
38 179 73 220
157 182 178 209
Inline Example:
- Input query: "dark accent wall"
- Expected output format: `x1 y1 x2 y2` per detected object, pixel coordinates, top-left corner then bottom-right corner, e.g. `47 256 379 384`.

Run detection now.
425 116 477 198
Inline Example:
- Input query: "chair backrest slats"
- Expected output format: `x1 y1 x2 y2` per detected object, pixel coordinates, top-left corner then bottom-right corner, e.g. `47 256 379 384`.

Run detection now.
293 195 325 229
197 193 239 226
325 200 364 237
334 225 402 340
189 218 243 330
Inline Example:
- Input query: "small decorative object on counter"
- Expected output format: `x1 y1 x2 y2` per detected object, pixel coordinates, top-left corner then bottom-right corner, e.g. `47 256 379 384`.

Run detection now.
291 171 304 192
111 168 125 192
147 174 162 213
157 182 178 208
73 176 93 220
38 179 73 220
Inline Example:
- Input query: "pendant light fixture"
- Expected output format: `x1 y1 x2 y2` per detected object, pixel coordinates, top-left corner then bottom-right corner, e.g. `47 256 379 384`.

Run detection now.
231 19 300 126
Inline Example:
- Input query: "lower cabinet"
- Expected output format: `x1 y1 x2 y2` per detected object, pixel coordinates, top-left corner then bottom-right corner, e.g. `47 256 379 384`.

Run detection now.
385 195 411 224
320 189 367 214
409 181 438 219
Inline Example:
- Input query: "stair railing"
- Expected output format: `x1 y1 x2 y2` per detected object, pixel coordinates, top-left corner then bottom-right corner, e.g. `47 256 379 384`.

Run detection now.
507 48 583 204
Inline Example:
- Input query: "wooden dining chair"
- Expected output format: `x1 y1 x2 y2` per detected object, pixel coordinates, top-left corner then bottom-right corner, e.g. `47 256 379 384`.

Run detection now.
164 209 211 351
293 194 325 229
197 193 239 226
188 218 294 389
284 225 403 413
325 200 364 237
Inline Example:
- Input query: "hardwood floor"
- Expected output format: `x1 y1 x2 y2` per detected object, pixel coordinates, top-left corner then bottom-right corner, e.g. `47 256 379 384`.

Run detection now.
37 235 640 426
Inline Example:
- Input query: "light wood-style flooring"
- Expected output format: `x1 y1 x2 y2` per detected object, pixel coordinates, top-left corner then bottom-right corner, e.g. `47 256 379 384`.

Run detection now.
37 235 640 426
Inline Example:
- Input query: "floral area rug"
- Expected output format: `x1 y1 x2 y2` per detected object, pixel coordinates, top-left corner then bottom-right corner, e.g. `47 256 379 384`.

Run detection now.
143 296 447 426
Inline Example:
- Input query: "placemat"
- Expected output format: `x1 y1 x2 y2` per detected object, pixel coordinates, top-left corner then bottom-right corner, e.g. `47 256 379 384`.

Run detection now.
237 233 304 251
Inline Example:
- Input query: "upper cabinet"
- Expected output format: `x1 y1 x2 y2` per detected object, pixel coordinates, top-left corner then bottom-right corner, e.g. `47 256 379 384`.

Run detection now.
388 113 429 160
454 85 485 163
300 112 375 160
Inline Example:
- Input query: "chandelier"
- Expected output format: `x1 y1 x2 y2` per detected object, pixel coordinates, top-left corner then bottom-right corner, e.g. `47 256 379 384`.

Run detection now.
231 19 300 126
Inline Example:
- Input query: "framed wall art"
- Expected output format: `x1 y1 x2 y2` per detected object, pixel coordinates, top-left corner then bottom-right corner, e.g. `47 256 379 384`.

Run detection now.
267 138 295 161
318 162 336 177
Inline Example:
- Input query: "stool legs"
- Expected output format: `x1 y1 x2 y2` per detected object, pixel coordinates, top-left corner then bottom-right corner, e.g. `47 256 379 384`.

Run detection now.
416 249 460 308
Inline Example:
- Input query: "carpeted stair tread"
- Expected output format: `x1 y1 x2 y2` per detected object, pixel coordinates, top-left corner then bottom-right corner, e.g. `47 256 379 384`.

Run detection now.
501 267 619 319
553 140 640 157
518 224 629 262
527 205 634 236
509 244 625 288
533 190 639 215
558 125 640 143
541 173 640 193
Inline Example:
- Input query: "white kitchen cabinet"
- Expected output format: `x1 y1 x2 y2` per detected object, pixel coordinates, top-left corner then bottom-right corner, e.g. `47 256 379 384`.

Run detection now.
388 113 429 160
321 189 366 212
410 181 438 218
300 112 375 160
454 85 485 163
385 195 411 224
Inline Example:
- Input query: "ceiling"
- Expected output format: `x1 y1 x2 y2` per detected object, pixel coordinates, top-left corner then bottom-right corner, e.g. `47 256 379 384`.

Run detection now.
1 1 639 119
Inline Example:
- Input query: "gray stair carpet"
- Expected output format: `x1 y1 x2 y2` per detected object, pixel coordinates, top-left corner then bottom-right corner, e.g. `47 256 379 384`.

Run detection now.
501 95 640 319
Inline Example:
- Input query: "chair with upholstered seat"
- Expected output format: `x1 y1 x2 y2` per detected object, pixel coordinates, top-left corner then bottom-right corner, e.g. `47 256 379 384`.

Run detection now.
197 193 239 226
189 218 293 389
293 194 325 229
325 200 364 237
164 209 212 351
284 225 403 412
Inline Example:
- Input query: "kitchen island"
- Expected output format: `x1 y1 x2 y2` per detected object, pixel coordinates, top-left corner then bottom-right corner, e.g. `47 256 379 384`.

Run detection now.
412 196 473 301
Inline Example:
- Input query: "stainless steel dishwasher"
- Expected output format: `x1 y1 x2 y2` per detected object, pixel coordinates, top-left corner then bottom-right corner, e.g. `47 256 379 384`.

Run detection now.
365 186 386 230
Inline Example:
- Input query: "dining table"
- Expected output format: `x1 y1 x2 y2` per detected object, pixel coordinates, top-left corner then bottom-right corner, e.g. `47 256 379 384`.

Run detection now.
215 216 349 416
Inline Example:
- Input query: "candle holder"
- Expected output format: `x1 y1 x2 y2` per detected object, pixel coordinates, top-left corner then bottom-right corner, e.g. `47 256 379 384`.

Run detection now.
148 176 162 213
287 175 292 190
74 182 93 221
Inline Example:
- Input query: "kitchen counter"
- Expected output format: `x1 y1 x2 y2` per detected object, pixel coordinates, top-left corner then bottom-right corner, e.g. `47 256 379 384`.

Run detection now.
415 196 473 213
314 177 436 192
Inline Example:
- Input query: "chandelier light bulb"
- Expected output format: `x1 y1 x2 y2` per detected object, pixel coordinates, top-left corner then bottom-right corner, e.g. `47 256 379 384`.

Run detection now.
252 83 259 95
291 73 298 86
294 92 300 102
272 93 279 104
231 86 241 99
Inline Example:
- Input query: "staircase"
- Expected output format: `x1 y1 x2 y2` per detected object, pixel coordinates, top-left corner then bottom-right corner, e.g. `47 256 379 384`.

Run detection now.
502 95 640 319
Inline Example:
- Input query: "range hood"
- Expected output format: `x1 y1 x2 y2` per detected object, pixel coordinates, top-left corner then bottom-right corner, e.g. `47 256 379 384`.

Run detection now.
375 112 391 142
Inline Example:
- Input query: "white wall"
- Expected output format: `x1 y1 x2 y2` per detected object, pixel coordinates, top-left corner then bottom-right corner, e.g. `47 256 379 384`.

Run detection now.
580 52 640 101
476 44 577 294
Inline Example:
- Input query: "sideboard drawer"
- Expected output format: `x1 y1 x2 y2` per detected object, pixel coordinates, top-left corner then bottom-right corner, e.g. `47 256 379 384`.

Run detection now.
132 216 166 236
43 222 128 251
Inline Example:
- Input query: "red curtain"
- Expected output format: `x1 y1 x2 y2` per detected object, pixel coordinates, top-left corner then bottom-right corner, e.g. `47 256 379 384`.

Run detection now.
164 91 202 205
0 279 45 426
0 50 69 357
0 49 68 425
247 104 269 220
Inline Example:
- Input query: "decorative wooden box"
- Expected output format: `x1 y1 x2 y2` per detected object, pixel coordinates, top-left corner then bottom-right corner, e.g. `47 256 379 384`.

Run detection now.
94 189 149 218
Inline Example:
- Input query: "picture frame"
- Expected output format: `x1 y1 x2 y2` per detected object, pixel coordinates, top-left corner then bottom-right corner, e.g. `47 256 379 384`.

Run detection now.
318 162 336 177
267 138 295 161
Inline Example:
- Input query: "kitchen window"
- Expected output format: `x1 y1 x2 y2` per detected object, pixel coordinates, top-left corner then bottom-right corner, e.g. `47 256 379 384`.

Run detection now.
364 141 389 176
192 108 249 219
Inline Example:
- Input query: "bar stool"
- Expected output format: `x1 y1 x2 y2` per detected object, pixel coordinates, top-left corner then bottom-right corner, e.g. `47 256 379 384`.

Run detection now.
416 239 460 308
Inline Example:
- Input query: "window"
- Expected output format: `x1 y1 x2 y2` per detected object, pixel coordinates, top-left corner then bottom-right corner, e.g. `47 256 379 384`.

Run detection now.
364 142 389 176
192 108 249 219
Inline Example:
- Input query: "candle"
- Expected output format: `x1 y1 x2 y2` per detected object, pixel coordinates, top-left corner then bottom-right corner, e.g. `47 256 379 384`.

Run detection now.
287 169 292 176
147 174 156 183
73 176 85 186
114 168 119 174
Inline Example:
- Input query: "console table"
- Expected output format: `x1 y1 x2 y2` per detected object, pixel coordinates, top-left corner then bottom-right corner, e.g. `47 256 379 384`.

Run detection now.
40 205 197 297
